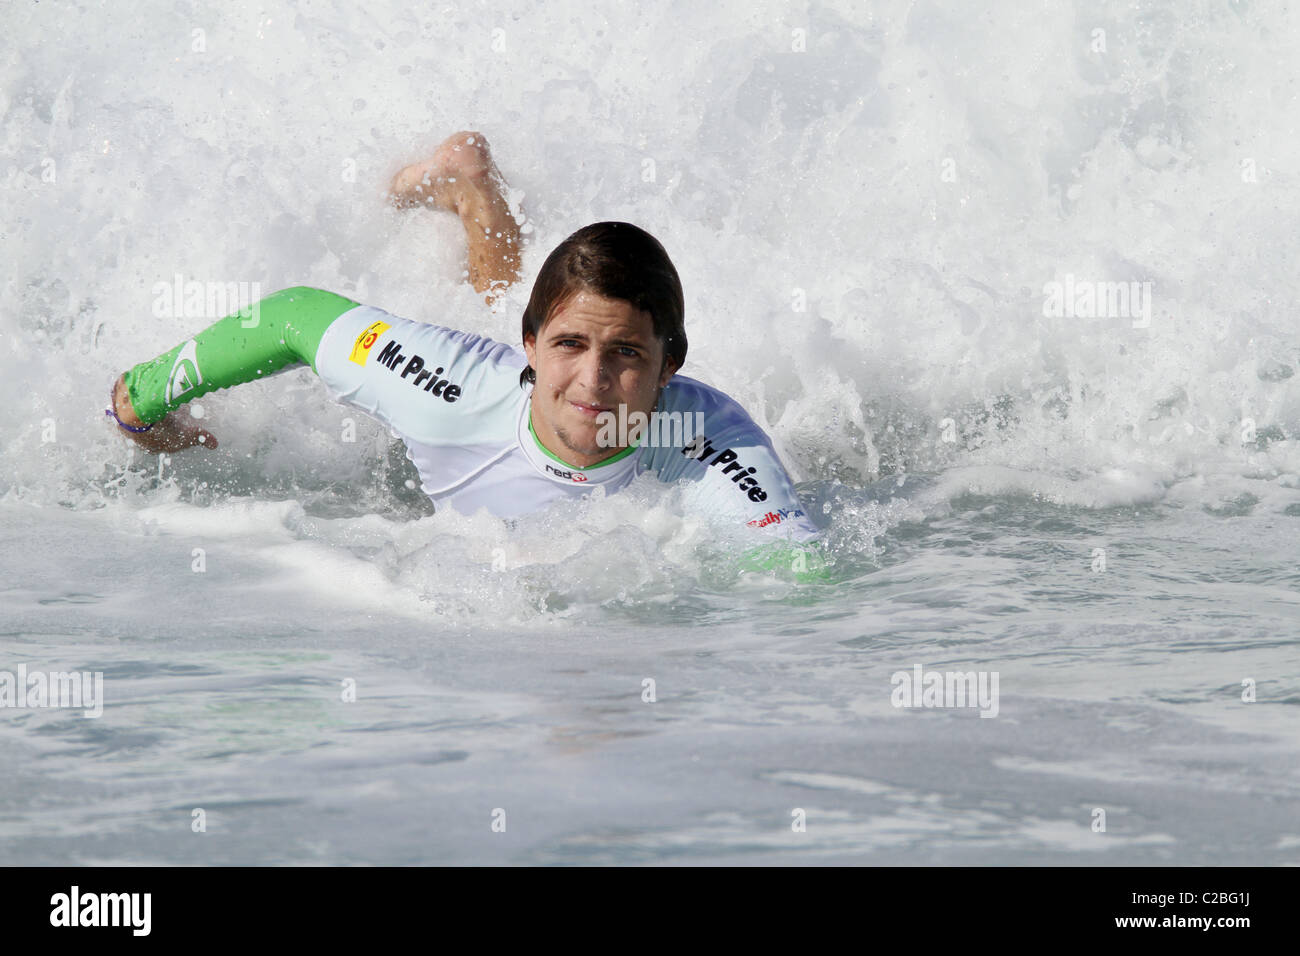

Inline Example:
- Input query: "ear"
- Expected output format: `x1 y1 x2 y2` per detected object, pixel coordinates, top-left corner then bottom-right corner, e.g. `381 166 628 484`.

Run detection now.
658 354 679 388
523 330 537 369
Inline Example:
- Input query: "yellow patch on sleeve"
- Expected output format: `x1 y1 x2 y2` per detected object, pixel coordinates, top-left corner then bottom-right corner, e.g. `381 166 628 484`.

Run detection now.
348 320 391 365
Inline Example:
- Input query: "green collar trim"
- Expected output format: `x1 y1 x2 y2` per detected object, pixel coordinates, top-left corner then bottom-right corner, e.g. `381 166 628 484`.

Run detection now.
528 409 638 470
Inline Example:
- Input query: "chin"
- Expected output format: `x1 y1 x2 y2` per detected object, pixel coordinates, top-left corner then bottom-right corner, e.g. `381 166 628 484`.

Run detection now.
551 423 594 454
568 436 605 457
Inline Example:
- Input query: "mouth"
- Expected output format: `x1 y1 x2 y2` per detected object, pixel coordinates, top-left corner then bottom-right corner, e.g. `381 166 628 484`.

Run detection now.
568 399 613 418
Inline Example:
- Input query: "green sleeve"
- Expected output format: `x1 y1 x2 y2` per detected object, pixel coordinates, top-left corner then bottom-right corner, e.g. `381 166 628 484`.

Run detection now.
123 286 359 424
738 540 836 583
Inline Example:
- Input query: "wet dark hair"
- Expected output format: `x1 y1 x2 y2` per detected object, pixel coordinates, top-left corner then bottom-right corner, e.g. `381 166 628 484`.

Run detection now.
519 221 687 387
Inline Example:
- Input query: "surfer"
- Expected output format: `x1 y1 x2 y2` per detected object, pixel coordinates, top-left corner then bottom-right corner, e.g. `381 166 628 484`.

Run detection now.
106 132 820 541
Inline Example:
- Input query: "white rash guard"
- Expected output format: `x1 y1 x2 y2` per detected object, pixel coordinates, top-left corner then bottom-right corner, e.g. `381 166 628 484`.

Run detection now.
313 304 821 541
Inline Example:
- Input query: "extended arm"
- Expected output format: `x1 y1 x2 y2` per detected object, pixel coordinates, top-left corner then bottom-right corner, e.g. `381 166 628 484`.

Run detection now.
109 287 359 453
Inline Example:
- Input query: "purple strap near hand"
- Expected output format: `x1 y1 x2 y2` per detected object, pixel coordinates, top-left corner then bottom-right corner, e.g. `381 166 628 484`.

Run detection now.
106 383 155 433
105 407 155 432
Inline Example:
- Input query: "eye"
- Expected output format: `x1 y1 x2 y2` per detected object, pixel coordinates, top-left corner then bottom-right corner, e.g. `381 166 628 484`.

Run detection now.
617 346 640 358
556 339 582 349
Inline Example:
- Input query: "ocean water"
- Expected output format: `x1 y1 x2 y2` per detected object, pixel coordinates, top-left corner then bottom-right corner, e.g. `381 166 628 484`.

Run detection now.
2 0 1299 864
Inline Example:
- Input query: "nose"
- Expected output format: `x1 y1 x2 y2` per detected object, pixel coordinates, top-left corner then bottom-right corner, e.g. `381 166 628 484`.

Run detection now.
576 348 611 393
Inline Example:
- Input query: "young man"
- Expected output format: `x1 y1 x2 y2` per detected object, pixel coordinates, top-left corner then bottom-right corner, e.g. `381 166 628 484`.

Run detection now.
107 133 820 542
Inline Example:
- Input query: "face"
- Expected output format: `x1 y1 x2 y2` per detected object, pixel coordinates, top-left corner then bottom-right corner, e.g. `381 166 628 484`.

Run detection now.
523 289 678 468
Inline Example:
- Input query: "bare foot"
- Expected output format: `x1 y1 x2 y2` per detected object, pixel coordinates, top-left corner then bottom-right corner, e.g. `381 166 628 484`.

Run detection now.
390 130 501 212
390 131 523 301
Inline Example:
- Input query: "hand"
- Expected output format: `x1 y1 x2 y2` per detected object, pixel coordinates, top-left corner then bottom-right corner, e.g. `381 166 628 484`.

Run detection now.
109 374 219 453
